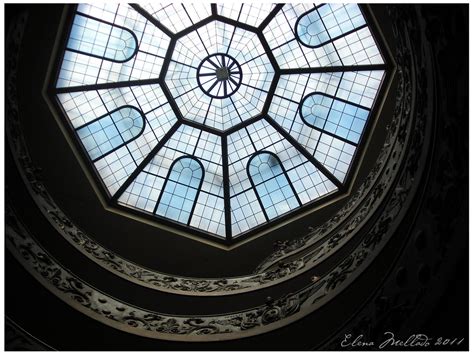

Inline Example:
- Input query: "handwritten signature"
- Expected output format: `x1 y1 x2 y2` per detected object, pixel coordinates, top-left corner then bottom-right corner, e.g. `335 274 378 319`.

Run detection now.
340 332 464 349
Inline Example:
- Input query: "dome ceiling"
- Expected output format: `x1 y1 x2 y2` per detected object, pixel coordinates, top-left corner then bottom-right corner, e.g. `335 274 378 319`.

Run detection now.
6 3 468 350
49 3 389 246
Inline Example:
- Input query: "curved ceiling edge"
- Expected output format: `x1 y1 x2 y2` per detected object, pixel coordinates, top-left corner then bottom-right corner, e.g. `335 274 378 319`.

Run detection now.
5 317 56 351
255 4 399 272
6 5 410 296
5 91 431 341
46 4 389 247
5 4 434 337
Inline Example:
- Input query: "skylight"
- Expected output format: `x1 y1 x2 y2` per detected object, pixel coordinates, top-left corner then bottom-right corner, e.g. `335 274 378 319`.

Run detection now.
52 3 388 244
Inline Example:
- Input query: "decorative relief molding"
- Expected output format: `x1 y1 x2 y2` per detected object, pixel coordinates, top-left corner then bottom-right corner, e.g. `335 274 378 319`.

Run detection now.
260 57 415 272
322 5 466 350
6 6 413 297
256 107 405 272
5 91 428 339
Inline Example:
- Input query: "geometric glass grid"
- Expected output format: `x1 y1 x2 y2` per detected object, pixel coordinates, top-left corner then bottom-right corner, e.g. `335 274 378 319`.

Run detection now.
248 152 301 220
167 19 274 131
154 156 204 225
51 3 389 246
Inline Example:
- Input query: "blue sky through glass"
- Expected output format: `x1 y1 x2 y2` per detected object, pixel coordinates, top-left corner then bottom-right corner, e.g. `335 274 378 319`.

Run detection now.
155 157 203 225
248 152 300 220
54 3 387 241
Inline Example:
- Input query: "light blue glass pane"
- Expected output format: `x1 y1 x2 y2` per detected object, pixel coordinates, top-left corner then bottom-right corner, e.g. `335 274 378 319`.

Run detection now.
351 118 366 133
255 183 269 197
332 100 345 112
272 188 285 203
108 135 123 148
170 196 185 209
155 157 203 225
336 126 349 138
161 191 172 205
111 108 143 140
344 104 357 116
92 130 108 145
259 194 272 208
169 169 180 182
340 114 353 129
355 108 369 120
166 207 180 220
348 131 360 143
105 28 136 61
288 196 300 209
104 125 120 140
275 174 287 188
301 94 331 127
325 122 338 134
352 14 366 28
339 20 353 34
296 7 329 47
174 184 188 198
301 94 371 144
249 153 300 220
324 15 338 35
177 211 189 225
67 14 137 62
179 170 194 186
281 190 293 204
314 117 325 129
346 4 359 15
266 206 278 220
182 199 193 212
334 7 349 22
182 168 197 185
89 147 100 159
327 110 341 124
296 4 366 47
156 203 167 216
316 104 330 119
274 200 291 215
282 185 295 200
190 176 201 186
76 106 143 161
267 179 281 194
81 137 96 154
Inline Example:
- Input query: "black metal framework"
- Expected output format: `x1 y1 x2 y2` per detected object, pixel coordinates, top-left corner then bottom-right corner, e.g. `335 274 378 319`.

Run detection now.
294 4 367 49
247 151 302 221
298 92 369 147
47 3 394 247
74 105 146 163
196 53 243 99
152 155 205 226
67 11 140 63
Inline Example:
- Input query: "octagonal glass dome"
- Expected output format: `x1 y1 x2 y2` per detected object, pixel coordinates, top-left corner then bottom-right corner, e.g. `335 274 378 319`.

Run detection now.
51 3 389 245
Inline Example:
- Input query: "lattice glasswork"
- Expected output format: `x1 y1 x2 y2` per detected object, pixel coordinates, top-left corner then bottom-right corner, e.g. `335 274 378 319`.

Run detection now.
154 156 204 225
50 3 390 245
248 152 301 220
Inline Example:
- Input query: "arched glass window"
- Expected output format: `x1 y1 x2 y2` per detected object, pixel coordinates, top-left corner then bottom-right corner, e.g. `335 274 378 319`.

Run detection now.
154 157 204 225
76 106 145 162
295 4 366 48
300 93 369 144
247 152 301 220
67 14 138 62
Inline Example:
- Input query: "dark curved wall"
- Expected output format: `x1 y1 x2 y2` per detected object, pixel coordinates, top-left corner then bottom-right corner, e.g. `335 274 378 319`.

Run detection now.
5 4 468 351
